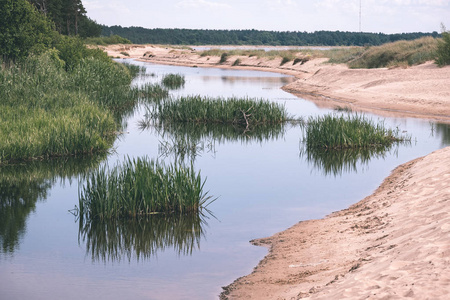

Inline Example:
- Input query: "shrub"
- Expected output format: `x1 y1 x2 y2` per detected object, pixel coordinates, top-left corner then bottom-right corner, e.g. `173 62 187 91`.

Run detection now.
280 57 291 66
436 27 450 66
219 52 228 64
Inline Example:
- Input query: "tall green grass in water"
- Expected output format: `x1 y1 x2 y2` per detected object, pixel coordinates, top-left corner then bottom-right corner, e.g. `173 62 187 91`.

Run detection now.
151 95 293 127
304 114 406 150
0 52 117 163
0 51 166 163
162 73 185 89
78 157 214 220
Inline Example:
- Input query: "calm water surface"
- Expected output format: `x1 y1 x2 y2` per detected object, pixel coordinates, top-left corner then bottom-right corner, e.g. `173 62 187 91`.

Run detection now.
1 60 449 300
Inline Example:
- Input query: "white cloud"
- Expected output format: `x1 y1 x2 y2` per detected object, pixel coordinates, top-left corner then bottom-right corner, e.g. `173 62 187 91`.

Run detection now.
175 0 232 9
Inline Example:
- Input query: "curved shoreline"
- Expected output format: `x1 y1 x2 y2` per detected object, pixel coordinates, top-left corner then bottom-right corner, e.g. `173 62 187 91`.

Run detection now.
220 146 450 299
103 44 450 124
104 45 450 299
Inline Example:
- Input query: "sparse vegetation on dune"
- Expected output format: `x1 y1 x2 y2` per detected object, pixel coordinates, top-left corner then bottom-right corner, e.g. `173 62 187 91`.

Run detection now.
196 35 446 68
347 37 438 68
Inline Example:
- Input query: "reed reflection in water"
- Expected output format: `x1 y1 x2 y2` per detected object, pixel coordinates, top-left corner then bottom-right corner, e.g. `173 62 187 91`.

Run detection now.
140 116 300 163
78 212 209 263
300 145 403 177
0 156 105 254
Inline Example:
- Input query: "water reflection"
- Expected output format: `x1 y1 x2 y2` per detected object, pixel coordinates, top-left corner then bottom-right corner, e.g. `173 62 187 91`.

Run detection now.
0 156 105 254
300 145 401 177
140 120 293 162
78 212 208 263
433 123 450 146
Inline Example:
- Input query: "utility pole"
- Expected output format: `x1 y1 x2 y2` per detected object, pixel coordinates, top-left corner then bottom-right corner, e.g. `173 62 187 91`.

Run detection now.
359 0 362 32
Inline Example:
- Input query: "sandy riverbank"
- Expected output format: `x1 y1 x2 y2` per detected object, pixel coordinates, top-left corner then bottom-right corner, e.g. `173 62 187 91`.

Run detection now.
103 44 450 123
103 44 450 299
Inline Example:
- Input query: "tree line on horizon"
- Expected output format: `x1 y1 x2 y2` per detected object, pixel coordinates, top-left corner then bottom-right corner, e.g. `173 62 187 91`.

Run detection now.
101 26 439 46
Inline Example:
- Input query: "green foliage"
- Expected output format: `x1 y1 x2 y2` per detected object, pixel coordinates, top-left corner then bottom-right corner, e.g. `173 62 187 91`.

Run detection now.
0 52 117 162
304 114 406 150
219 52 228 64
0 51 164 163
102 25 439 46
436 28 450 66
0 0 56 62
28 0 100 37
280 56 291 66
84 35 132 45
78 157 214 219
232 58 241 66
53 35 110 71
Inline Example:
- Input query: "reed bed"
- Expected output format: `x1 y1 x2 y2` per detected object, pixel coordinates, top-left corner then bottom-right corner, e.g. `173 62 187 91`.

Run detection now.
150 95 293 127
78 157 214 220
304 114 406 150
0 51 166 163
161 73 185 89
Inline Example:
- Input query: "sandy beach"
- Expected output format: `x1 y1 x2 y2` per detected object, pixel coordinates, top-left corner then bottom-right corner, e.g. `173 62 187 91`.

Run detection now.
104 44 450 299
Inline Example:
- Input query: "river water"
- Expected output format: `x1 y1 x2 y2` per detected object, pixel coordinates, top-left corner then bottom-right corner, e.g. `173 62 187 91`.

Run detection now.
1 60 449 300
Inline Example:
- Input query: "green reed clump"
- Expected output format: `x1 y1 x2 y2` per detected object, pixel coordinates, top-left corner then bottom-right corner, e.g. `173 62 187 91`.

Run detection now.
305 114 406 150
161 73 185 89
151 96 292 127
78 157 214 220
134 83 169 101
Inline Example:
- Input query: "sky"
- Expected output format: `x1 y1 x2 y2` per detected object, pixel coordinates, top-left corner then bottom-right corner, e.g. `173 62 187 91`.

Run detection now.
84 0 450 34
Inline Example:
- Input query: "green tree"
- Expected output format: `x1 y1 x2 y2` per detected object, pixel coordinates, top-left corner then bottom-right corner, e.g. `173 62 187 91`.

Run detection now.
0 0 56 62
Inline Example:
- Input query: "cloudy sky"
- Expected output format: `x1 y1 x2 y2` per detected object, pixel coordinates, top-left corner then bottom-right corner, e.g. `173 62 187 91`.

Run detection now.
84 0 449 34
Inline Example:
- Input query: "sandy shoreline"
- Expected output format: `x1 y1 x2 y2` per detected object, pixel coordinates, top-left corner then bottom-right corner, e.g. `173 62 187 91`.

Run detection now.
221 146 450 299
104 44 450 299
